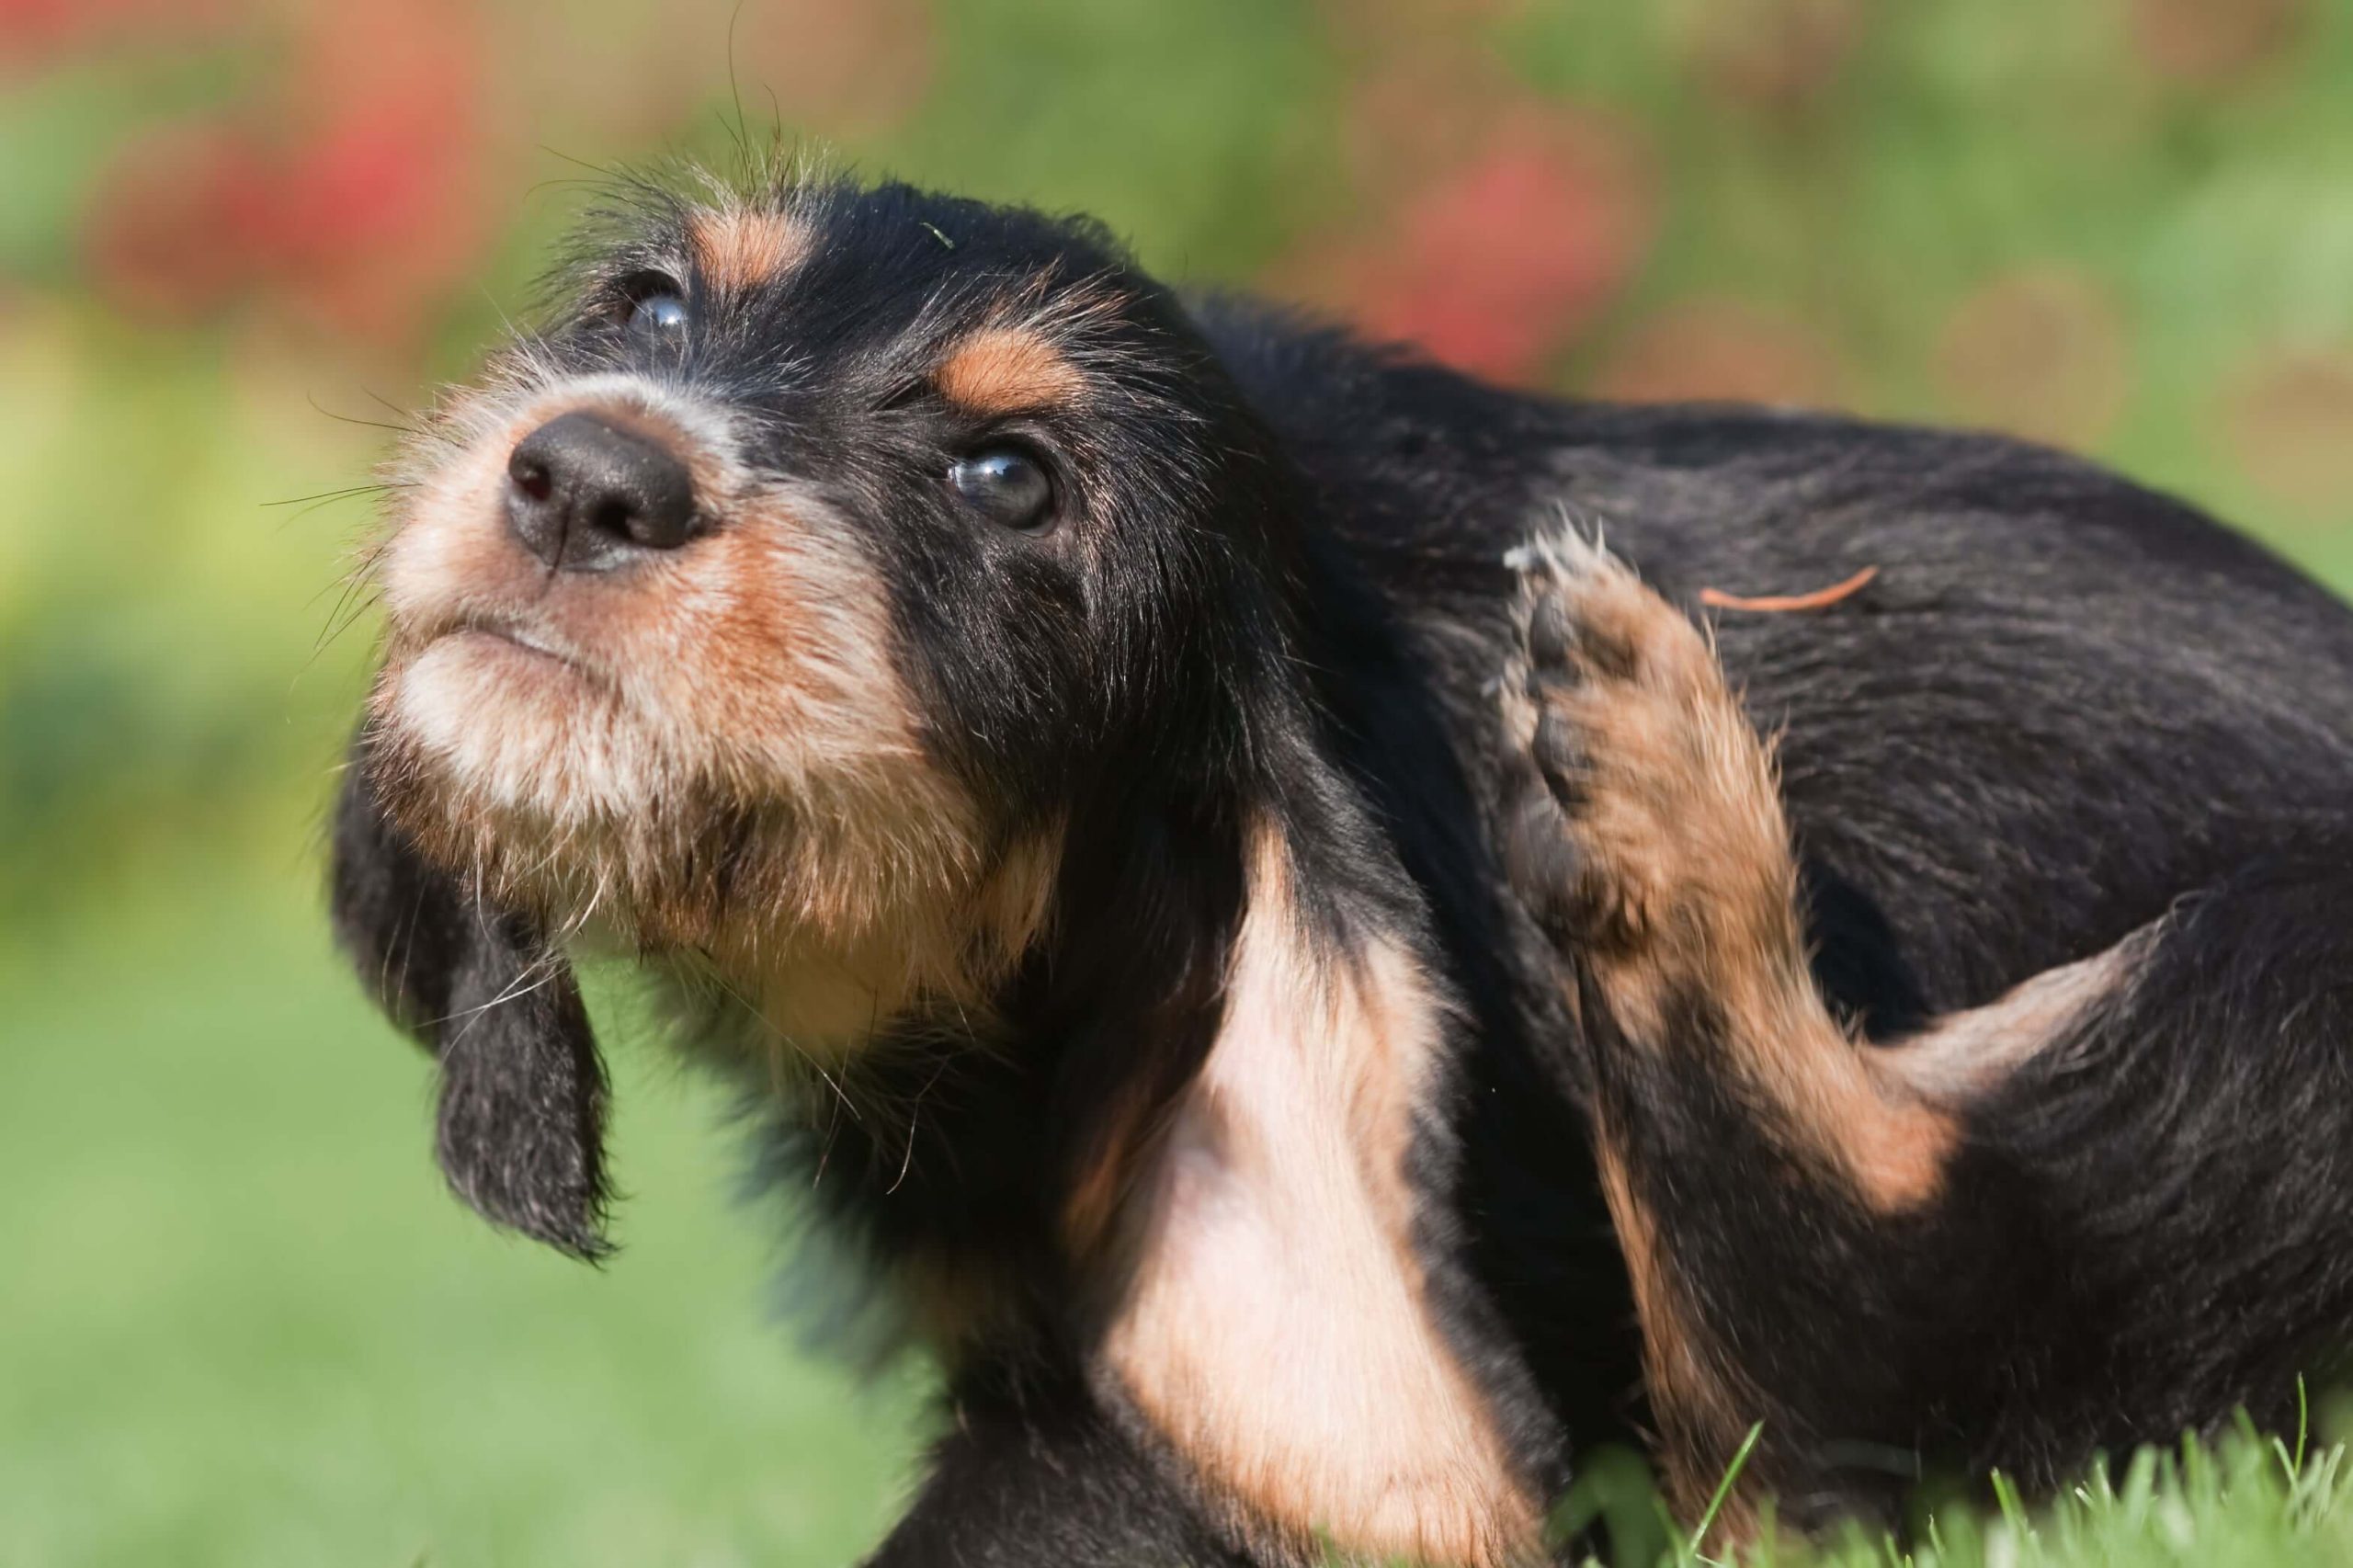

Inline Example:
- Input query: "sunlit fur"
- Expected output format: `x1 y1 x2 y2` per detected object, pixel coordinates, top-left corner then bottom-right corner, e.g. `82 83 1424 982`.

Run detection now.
340 167 1572 1566
360 181 1219 1065
379 377 1019 1026
332 166 2353 1566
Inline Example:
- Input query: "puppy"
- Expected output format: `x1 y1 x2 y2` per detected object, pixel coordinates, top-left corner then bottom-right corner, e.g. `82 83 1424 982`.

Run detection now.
330 170 2353 1564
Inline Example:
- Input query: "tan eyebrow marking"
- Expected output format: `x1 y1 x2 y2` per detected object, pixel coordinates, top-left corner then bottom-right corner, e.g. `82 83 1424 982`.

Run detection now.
688 207 813 291
934 326 1086 415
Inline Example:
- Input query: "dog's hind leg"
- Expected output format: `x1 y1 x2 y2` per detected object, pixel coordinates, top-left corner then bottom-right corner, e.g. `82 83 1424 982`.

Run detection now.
1498 531 2353 1530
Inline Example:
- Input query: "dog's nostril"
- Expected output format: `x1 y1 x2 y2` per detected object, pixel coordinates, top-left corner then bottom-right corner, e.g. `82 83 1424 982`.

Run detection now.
504 410 703 570
509 455 553 503
587 497 635 540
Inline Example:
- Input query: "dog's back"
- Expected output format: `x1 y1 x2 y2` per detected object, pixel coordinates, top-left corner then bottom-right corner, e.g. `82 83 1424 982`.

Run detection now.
1201 294 2353 1014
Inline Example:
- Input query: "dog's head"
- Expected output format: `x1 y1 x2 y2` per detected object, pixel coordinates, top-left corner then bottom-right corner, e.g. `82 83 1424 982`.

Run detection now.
332 175 1302 1256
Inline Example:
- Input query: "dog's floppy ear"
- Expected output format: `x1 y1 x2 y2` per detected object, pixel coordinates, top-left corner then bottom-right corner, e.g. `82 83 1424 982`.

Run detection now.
329 727 614 1260
1086 813 1545 1566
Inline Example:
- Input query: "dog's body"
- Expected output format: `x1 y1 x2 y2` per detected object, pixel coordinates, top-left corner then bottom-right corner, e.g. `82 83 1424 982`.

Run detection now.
331 177 2353 1565
1165 311 2353 1532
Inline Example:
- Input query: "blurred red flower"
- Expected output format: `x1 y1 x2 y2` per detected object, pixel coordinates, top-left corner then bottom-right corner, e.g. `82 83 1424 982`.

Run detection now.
1304 109 1654 383
0 0 233 73
82 0 493 344
83 120 276 321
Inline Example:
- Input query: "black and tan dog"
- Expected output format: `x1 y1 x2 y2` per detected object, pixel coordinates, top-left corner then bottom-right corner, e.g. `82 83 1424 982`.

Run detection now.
329 171 2353 1565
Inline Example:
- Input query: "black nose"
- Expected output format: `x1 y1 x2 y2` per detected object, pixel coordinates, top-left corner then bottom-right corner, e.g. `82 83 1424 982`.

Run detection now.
505 411 702 570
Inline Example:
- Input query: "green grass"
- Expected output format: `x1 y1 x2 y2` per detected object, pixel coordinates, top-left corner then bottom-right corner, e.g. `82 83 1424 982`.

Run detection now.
1539 1417 2353 1568
0 861 925 1567
12 863 2353 1568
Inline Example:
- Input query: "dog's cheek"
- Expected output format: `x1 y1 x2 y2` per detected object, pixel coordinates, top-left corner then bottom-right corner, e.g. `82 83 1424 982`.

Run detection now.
379 437 525 633
892 532 1102 820
684 512 998 897
685 509 931 788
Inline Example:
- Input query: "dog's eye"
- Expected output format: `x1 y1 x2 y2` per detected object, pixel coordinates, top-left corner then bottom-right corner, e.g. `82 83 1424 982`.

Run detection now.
617 273 688 340
949 447 1055 534
631 293 688 335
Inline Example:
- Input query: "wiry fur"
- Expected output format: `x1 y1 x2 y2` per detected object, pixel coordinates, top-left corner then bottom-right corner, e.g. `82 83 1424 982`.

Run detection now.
1500 527 2353 1532
328 168 2353 1564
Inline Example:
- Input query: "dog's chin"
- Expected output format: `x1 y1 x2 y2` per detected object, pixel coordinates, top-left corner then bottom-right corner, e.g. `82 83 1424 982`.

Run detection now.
367 696 734 961
389 629 654 825
374 644 899 959
369 614 1032 1046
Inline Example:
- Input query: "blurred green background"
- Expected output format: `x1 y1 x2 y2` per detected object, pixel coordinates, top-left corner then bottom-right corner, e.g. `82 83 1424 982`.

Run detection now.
6 0 2353 1562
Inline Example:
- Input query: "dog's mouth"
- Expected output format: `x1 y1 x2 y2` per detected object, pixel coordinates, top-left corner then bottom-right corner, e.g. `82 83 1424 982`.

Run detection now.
381 608 641 804
418 611 621 698
443 615 582 669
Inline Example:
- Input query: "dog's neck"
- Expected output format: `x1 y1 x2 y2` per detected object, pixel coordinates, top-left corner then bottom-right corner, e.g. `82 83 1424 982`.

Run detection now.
664 822 1064 1072
679 716 1546 1562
